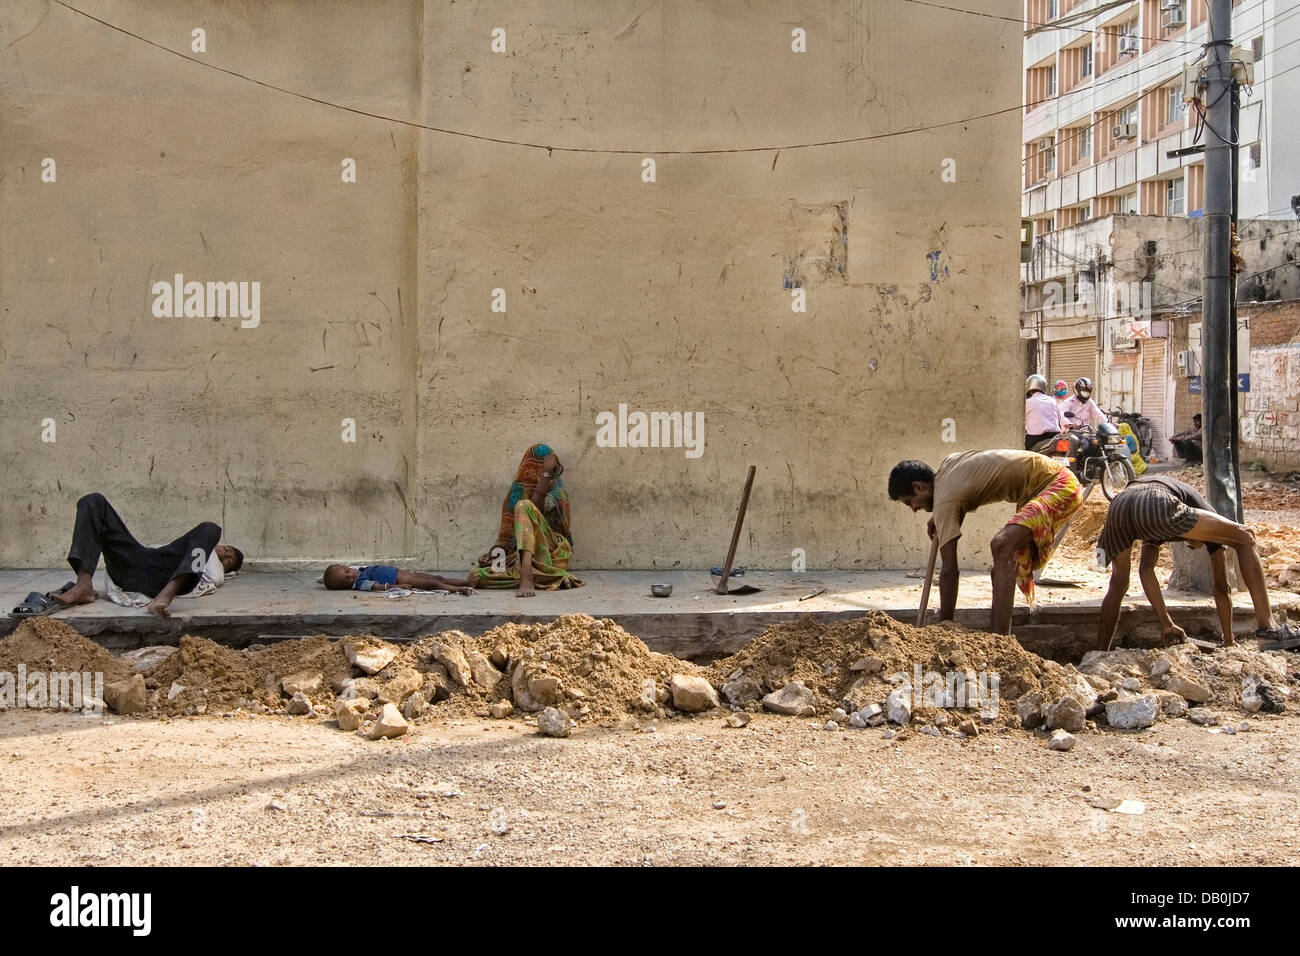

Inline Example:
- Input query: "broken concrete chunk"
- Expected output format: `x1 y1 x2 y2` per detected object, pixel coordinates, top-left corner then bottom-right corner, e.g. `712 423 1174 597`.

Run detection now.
167 681 186 701
281 669 322 696
1189 710 1221 726
720 674 762 706
635 678 658 712
1015 692 1044 729
489 646 510 670
849 656 885 674
1048 729 1076 752
762 681 817 717
334 698 368 731
536 707 571 738
489 700 514 719
346 641 397 676
1045 695 1086 733
1164 674 1211 704
1105 694 1159 729
512 664 562 713
669 675 720 713
958 719 979 737
1154 690 1189 718
885 687 912 725
431 642 474 688
366 703 410 740
286 692 316 716
373 666 423 705
118 645 177 673
103 674 147 715
401 691 429 721
465 649 504 691
725 712 751 728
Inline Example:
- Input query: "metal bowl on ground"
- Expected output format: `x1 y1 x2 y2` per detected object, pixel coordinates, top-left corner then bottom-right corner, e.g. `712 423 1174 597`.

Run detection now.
651 584 673 598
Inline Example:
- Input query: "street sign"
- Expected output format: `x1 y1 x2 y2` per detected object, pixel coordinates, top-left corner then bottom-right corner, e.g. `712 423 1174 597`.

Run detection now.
1237 373 1250 392
1188 375 1202 394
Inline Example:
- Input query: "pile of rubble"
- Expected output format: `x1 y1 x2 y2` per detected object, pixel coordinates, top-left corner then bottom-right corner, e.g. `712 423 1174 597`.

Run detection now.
1 613 1295 747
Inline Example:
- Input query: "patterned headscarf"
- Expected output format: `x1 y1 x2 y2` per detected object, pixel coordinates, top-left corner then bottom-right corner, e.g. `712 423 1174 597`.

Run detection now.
493 443 572 549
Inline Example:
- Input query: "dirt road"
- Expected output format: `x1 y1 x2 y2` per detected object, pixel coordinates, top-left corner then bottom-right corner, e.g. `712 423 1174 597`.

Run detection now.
3 708 1296 866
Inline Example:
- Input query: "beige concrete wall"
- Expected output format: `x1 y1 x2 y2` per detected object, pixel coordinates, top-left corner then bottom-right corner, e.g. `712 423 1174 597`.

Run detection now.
2 0 1023 571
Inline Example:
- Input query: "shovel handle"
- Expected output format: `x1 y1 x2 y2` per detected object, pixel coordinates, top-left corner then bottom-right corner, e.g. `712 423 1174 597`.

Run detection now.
917 536 939 627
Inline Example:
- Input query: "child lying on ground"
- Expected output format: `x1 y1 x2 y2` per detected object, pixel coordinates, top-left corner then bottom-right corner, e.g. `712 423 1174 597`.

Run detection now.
322 564 475 595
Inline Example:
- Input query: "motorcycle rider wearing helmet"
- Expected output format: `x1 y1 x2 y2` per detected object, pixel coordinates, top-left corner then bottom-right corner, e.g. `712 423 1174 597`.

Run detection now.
1060 377 1106 429
1052 380 1070 401
1024 374 1063 450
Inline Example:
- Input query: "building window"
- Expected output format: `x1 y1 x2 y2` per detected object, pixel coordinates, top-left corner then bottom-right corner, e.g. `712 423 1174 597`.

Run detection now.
1046 66 1056 96
1122 192 1137 214
1079 127 1092 160
1120 103 1137 126
1079 203 1091 222
1167 177 1185 215
1048 0 1058 19
1045 143 1056 174
1166 87 1182 125
1081 45 1093 78
1252 36 1264 61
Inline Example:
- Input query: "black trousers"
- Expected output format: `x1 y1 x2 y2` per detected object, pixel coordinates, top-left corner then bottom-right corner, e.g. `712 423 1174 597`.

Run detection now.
1026 431 1057 451
68 493 221 598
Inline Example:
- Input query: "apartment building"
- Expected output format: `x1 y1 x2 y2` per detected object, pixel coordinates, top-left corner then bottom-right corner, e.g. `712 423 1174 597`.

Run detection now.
1020 0 1300 458
1023 0 1300 232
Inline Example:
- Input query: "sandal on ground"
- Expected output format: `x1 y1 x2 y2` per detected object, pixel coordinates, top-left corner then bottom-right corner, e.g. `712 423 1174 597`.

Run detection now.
1256 623 1300 651
10 590 65 619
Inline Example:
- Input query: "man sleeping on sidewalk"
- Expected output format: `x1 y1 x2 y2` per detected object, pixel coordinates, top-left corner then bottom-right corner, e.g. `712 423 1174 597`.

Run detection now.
12 493 244 620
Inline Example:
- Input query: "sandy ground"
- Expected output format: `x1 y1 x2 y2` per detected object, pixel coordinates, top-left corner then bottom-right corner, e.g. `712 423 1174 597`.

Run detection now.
3 707 1297 866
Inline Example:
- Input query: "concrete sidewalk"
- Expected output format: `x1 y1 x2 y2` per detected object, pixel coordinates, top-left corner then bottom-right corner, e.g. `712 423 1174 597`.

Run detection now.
4 567 1289 661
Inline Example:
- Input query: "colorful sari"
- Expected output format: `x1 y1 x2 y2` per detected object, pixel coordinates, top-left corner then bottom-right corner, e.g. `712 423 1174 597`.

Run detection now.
1008 467 1083 604
470 444 583 590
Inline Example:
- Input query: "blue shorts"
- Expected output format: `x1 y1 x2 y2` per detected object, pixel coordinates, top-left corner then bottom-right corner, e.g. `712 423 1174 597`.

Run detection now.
354 565 398 590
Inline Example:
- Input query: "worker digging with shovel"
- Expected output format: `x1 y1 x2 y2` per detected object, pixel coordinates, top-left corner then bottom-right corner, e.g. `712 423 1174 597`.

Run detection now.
889 450 1083 635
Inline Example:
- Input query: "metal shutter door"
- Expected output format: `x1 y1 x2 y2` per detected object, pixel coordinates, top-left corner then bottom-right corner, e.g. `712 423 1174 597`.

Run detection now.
1140 338 1168 457
1048 337 1096 390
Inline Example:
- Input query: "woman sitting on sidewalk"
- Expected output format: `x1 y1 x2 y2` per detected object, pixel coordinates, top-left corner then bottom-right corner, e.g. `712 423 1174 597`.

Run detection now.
469 444 583 597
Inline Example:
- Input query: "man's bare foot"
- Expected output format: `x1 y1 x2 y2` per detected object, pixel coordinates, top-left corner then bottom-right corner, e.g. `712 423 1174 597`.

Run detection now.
456 586 475 596
145 601 172 620
517 586 534 598
49 582 96 607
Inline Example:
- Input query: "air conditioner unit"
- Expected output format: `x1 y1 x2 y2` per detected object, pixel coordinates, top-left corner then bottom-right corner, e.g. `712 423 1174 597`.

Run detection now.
1112 122 1137 140
1160 0 1182 11
1037 138 1054 151
1162 7 1186 28
1176 349 1198 376
1119 35 1140 55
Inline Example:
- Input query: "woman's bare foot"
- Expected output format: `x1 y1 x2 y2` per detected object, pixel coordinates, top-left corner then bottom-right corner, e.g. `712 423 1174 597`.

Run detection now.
49 581 96 606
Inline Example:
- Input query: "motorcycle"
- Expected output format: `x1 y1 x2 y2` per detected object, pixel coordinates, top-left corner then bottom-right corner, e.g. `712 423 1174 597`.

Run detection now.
1109 409 1154 460
1033 411 1137 500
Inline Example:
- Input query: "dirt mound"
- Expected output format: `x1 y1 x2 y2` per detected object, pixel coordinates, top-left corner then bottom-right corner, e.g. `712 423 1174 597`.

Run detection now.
146 636 259 713
405 614 707 720
0 618 131 686
710 610 1088 732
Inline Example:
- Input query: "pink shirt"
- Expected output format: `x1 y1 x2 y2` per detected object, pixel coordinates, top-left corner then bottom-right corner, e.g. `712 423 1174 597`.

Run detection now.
1060 395 1106 428
1025 393 1063 434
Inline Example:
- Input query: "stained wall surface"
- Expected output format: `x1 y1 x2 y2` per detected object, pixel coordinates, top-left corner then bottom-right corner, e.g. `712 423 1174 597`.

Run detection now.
2 0 1023 571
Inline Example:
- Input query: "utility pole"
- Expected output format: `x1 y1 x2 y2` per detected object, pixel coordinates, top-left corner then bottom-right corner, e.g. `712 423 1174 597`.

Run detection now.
1202 0 1239 522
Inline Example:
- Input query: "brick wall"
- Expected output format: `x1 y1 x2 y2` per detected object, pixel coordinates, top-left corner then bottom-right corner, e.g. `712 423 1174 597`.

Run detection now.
1242 299 1300 470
